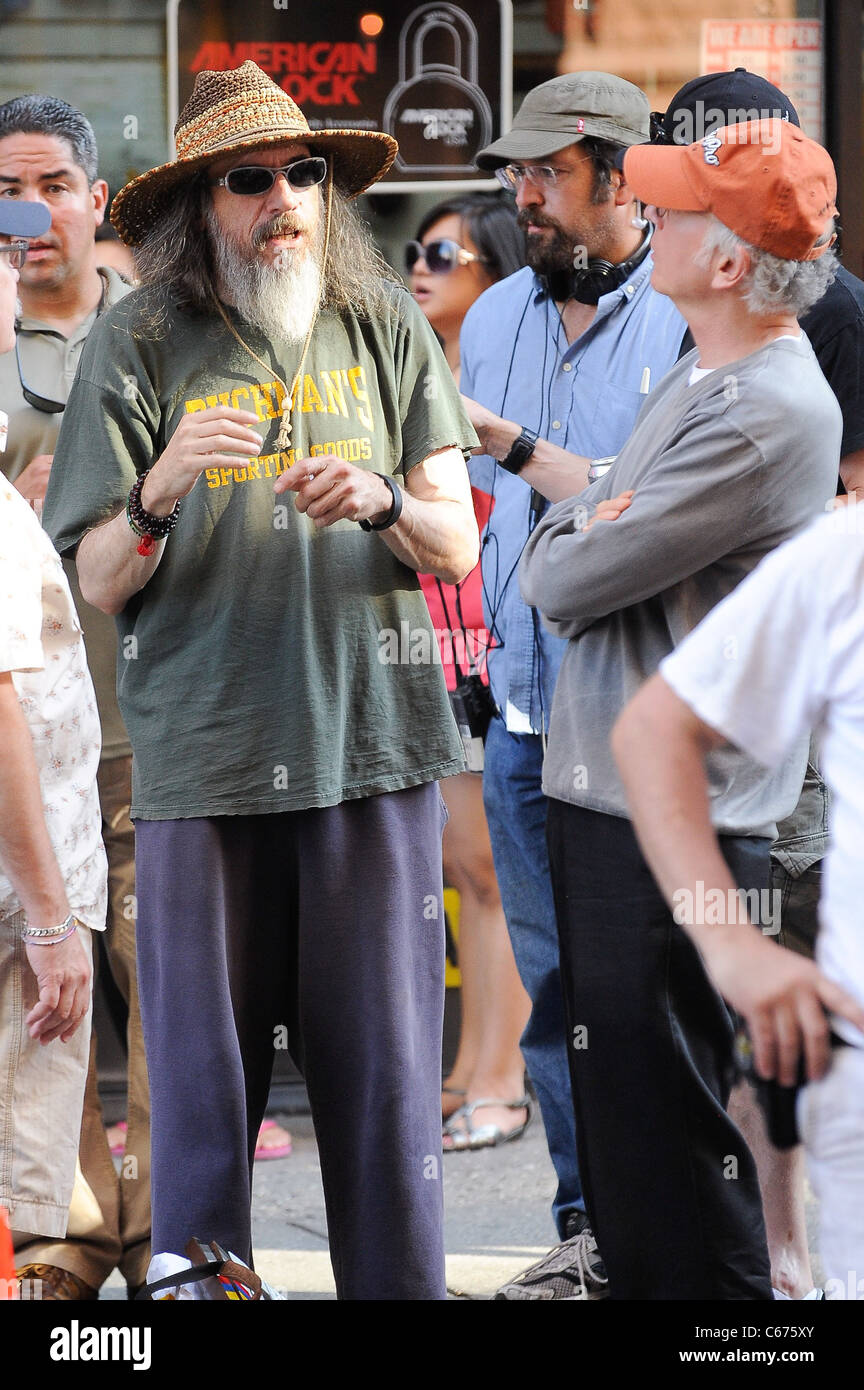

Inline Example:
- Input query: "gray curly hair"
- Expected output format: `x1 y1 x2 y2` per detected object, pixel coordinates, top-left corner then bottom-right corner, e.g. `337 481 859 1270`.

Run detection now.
697 215 837 317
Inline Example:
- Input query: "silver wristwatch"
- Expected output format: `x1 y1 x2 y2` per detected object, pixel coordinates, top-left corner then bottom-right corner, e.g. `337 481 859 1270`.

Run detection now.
587 456 617 483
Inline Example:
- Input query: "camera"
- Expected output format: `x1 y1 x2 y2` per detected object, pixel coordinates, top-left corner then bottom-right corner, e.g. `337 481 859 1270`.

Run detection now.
449 674 497 773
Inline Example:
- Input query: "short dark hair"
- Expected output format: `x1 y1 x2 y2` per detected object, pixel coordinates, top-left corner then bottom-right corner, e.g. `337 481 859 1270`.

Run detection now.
580 136 623 204
0 94 98 184
416 191 526 280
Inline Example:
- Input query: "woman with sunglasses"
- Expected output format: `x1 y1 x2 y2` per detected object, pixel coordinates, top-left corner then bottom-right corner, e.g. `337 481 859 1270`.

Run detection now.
408 194 533 1150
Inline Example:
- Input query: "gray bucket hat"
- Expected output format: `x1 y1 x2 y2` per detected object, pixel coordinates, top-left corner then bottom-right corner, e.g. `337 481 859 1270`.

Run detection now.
476 71 650 169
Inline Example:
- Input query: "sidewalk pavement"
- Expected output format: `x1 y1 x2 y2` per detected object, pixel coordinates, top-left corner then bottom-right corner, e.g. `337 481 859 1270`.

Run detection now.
102 1108 560 1300
103 1108 822 1300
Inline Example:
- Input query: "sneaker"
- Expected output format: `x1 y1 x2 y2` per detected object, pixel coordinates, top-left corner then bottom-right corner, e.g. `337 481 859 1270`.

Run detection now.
494 1214 609 1300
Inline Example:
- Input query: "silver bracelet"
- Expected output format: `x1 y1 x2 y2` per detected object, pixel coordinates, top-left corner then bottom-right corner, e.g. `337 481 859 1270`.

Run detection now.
26 921 79 946
21 911 76 942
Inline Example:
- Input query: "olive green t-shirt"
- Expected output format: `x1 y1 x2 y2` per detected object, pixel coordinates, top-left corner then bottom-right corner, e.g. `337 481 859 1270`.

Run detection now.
44 284 475 820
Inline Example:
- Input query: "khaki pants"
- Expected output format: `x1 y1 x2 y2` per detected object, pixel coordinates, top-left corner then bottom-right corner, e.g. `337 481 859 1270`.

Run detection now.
14 755 151 1289
0 912 92 1237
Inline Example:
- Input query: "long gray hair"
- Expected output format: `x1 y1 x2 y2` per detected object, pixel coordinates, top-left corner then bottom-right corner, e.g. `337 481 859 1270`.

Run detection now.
132 166 399 334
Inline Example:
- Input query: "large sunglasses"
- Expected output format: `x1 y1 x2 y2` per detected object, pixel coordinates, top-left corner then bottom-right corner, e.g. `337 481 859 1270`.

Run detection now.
0 239 29 270
404 238 488 275
210 156 328 196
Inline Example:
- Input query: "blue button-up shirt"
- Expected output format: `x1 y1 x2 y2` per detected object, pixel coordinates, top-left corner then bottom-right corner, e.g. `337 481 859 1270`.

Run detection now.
461 258 686 732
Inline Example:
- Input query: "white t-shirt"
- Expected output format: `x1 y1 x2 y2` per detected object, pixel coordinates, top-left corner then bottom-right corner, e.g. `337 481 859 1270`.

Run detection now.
661 507 864 1046
0 475 106 929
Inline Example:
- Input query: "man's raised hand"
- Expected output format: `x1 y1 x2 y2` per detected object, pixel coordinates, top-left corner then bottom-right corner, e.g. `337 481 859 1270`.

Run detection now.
141 406 263 515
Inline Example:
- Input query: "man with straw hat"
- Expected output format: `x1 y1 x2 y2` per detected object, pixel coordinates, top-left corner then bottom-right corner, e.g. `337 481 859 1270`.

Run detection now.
43 60 479 1301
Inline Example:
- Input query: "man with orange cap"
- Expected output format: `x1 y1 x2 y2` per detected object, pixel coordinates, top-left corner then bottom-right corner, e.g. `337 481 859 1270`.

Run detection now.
519 119 841 1297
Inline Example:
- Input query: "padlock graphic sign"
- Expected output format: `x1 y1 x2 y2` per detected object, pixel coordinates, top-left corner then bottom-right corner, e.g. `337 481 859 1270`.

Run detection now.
383 3 493 174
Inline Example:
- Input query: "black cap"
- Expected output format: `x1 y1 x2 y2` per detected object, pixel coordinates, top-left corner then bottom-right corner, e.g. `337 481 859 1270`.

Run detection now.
0 199 51 239
653 68 800 146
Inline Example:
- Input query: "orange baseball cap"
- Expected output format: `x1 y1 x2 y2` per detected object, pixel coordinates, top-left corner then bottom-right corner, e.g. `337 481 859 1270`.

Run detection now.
623 119 837 261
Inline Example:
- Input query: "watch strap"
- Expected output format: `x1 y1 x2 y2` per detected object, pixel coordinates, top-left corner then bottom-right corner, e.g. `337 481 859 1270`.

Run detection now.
500 426 539 476
359 473 403 532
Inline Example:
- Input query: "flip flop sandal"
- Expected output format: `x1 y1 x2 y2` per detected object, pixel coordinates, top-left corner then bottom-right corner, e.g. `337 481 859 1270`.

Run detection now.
137 1239 283 1300
254 1119 293 1161
443 1095 533 1152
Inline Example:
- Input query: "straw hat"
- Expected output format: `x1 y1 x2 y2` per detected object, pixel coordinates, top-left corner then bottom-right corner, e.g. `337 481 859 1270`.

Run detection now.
111 60 397 246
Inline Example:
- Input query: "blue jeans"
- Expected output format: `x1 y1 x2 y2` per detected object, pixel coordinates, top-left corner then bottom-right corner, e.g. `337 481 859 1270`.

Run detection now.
482 718 584 1236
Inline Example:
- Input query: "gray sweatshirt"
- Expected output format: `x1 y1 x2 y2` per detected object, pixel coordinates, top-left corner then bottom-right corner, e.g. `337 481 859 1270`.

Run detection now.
519 334 841 837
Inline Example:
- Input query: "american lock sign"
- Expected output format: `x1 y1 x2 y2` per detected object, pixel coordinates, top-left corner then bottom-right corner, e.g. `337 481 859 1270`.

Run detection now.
168 0 512 190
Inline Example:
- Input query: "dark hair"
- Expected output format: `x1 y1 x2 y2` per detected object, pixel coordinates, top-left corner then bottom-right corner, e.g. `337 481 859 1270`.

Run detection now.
0 94 98 184
416 191 526 280
579 135 623 204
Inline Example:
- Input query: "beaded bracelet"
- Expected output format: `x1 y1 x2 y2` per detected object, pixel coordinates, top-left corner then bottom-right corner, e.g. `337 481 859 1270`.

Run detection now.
127 470 181 557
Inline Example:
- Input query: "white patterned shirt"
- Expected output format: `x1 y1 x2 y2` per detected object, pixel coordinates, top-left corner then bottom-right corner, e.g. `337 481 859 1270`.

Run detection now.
0 474 106 929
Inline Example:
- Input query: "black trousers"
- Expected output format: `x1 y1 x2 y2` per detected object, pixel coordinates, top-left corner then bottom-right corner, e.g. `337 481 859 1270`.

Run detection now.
546 800 773 1300
136 782 448 1300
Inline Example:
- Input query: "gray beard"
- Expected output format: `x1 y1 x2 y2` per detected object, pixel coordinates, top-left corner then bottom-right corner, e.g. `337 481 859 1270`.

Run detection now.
205 206 323 344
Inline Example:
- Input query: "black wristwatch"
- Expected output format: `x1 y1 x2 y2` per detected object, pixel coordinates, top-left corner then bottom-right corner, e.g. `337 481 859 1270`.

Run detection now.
499 426 539 475
359 473 404 532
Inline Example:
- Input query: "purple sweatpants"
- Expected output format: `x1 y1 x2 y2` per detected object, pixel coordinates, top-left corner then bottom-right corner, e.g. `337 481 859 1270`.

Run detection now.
135 782 448 1300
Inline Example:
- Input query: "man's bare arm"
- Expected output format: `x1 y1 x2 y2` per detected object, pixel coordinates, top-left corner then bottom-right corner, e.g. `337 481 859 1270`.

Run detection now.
276 445 479 584
462 394 591 502
0 672 91 1042
76 405 265 615
611 674 864 1084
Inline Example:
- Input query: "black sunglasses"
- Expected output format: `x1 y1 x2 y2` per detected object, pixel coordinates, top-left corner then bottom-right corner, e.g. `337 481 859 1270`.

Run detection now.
404 238 488 275
210 157 328 196
649 111 672 144
15 335 65 414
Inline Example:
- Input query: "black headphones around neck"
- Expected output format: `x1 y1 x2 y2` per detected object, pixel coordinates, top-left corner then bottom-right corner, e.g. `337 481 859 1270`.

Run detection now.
540 219 654 307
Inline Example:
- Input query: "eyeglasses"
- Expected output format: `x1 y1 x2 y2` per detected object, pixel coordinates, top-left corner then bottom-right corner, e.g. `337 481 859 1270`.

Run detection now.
209 157 328 196
404 238 489 275
494 158 592 192
15 336 65 413
0 240 29 270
